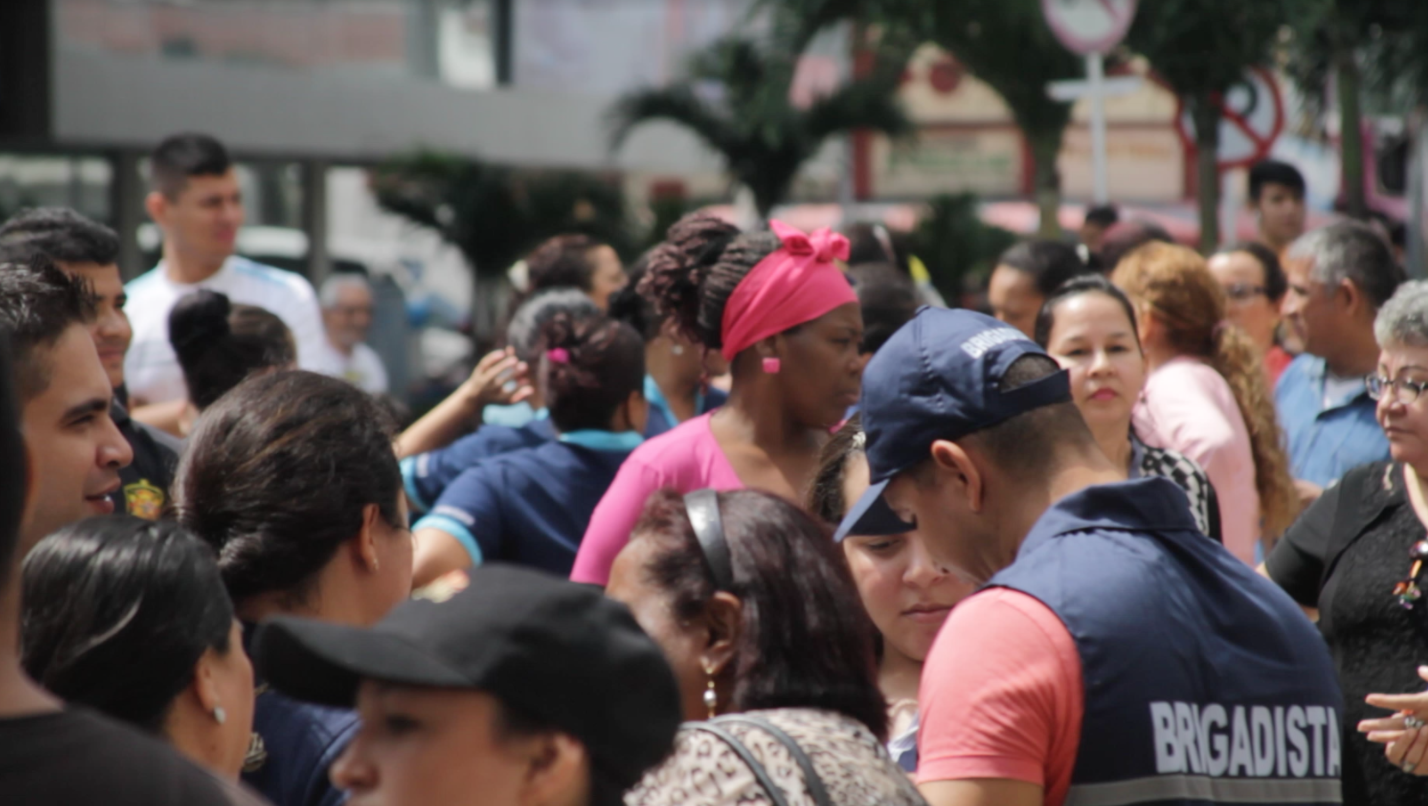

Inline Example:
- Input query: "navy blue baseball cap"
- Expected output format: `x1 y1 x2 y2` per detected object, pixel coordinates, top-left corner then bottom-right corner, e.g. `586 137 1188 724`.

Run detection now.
835 308 1072 541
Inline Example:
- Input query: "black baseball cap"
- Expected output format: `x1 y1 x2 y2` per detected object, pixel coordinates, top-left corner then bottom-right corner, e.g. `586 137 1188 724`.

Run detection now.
835 307 1071 541
253 564 682 791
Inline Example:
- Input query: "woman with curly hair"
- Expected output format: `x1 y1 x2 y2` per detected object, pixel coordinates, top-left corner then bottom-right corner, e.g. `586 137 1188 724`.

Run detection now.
1112 242 1297 563
571 214 865 586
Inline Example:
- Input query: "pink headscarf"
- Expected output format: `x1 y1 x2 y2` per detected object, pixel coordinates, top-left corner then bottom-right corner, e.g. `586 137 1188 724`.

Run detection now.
719 220 858 362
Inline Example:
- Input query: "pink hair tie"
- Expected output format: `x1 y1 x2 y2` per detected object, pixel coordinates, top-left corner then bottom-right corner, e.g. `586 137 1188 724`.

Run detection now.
547 347 570 364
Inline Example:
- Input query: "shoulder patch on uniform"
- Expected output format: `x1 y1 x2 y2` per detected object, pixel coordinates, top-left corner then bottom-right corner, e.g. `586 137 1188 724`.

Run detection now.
123 479 166 520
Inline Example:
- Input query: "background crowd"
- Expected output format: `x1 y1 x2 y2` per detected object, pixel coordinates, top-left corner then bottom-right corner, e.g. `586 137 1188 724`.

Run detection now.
1 128 1428 806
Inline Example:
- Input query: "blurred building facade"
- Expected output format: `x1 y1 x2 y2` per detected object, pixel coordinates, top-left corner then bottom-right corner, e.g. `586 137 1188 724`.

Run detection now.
0 0 752 281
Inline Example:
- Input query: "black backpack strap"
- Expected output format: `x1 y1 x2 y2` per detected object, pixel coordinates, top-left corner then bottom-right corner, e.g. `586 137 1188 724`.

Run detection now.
683 721 793 806
714 714 834 806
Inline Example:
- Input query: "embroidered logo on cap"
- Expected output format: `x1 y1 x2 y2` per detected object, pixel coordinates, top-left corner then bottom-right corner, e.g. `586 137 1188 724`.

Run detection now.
961 327 1027 359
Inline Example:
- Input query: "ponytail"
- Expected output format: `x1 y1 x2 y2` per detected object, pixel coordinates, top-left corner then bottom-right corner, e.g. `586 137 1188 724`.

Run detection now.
169 290 296 410
1206 323 1298 537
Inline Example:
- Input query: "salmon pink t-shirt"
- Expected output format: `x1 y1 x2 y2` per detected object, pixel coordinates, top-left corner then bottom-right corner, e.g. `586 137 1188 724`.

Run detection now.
571 413 743 585
918 588 1084 806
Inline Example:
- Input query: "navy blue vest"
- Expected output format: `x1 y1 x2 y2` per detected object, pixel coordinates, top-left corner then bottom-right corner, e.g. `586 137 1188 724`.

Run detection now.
989 478 1343 806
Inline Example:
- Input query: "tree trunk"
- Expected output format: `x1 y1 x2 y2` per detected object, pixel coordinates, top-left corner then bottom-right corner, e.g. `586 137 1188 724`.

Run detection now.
1029 129 1064 238
1337 49 1367 219
1191 96 1222 254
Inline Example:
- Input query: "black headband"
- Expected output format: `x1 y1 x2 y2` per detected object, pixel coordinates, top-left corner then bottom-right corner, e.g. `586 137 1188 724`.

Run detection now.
683 489 734 591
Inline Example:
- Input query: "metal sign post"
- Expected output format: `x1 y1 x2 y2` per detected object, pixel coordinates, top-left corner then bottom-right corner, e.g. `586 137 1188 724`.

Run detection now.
1041 0 1139 204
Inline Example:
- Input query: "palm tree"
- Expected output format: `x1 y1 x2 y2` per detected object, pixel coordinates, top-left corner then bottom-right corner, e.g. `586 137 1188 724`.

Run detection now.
608 33 912 220
755 0 1082 237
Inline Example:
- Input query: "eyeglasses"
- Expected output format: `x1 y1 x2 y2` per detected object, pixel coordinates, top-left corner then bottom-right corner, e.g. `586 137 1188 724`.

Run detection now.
1366 374 1428 405
1223 282 1269 302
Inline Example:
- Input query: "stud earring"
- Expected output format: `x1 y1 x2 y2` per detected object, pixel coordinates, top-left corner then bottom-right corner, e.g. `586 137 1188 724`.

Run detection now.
672 344 685 356
213 706 227 725
761 357 781 374
702 659 719 719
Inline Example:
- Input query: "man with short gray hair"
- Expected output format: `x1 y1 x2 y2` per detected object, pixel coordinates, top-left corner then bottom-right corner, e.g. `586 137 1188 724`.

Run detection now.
311 272 389 394
1277 220 1405 496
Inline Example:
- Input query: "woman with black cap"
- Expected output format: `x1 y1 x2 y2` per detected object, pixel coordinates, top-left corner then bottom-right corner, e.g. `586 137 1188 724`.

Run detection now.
607 488 923 805
252 564 682 806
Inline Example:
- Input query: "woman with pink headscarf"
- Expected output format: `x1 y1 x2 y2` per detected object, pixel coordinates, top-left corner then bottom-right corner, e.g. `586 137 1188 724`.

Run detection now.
570 214 866 586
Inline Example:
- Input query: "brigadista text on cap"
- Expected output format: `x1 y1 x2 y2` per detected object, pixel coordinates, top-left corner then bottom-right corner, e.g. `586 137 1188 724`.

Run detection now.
835 307 1071 541
252 563 682 792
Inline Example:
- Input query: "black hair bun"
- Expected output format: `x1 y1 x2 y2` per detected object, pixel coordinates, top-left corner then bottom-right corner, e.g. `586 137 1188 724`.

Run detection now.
168 289 231 366
640 213 739 346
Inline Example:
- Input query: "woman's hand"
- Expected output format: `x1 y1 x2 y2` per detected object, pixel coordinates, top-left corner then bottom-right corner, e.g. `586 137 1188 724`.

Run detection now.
459 348 534 410
1360 666 1428 775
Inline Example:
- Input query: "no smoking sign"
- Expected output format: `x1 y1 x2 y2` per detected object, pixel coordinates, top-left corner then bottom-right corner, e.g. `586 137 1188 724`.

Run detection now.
1173 68 1285 170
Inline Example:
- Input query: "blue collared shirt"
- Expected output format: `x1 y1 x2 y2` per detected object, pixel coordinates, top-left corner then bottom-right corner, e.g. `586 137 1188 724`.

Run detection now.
643 375 728 439
1275 354 1388 488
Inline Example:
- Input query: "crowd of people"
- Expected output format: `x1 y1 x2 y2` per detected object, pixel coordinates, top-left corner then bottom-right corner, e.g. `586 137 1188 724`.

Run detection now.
2 129 1428 806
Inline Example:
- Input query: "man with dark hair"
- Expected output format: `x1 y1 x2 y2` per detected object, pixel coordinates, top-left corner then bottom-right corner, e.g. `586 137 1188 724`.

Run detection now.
0 332 260 805
838 308 1342 806
0 208 179 519
124 132 324 406
0 261 133 546
1248 159 1308 258
987 240 1090 336
1079 204 1119 254
1278 221 1404 494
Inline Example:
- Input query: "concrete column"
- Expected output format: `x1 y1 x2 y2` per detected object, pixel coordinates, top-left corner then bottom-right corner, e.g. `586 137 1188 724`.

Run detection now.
109 149 146 280
301 159 331 286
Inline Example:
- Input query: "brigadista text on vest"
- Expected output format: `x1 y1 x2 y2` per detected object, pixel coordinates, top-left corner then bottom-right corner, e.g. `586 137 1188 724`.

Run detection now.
992 478 1343 806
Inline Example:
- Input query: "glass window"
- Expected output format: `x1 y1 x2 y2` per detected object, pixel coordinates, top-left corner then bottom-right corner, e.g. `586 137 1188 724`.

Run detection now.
0 154 112 224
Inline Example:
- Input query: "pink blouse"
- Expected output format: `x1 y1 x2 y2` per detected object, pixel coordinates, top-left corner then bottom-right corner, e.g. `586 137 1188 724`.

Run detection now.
571 413 744 585
1133 357 1261 564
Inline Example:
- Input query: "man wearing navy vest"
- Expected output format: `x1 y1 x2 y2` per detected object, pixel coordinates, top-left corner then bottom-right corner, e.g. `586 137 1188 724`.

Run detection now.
837 308 1343 806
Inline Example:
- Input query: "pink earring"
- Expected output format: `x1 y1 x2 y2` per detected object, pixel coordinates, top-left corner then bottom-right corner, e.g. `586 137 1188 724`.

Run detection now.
762 357 781 374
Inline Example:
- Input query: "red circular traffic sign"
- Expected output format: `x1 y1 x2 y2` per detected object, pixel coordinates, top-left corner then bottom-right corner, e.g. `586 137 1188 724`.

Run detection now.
1041 0 1138 56
1172 67 1285 171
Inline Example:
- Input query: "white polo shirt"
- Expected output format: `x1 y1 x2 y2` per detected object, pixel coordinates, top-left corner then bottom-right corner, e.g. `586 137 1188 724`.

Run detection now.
309 337 390 395
124 256 325 404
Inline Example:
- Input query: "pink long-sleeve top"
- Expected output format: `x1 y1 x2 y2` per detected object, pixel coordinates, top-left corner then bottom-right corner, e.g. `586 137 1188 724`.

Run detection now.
1133 356 1261 564
571 413 743 585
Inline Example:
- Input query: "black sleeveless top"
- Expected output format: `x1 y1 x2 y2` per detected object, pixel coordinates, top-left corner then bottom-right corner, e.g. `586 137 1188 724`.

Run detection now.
1267 462 1428 806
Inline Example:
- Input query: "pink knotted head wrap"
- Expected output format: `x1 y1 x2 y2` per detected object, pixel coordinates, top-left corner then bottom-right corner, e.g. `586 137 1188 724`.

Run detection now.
719 220 858 361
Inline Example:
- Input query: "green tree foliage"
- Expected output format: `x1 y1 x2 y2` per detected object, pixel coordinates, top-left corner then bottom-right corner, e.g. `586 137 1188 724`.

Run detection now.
1287 0 1428 219
922 1 1081 238
372 152 633 280
1127 0 1293 252
371 151 634 327
608 32 912 219
762 0 1081 236
910 193 1017 302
